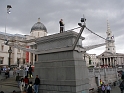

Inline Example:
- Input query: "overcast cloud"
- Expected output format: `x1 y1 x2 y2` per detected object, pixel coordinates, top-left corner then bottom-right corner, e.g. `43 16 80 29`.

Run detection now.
0 0 124 55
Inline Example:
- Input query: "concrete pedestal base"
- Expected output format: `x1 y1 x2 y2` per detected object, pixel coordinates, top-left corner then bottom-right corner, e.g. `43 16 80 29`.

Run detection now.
34 31 89 93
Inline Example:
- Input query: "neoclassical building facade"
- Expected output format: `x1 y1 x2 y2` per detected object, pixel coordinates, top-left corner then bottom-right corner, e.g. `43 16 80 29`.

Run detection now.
97 21 124 67
27 18 47 65
0 18 47 66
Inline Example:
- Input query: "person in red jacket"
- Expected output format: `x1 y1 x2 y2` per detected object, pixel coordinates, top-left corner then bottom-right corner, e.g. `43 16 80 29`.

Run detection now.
23 76 29 89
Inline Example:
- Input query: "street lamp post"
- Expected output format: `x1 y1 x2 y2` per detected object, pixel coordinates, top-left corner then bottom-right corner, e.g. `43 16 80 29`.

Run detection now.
8 47 12 67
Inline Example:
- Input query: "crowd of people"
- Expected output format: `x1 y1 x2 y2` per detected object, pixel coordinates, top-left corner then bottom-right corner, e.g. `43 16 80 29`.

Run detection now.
16 74 40 93
0 64 41 93
14 64 40 93
97 79 124 93
97 83 111 93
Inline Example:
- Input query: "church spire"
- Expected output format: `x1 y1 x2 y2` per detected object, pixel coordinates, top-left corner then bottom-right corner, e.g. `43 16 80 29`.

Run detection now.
105 20 116 54
107 20 111 32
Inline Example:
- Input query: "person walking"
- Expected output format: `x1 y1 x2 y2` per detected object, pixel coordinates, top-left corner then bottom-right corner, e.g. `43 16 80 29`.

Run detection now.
20 77 25 92
34 75 40 93
106 84 111 93
101 84 106 93
59 19 64 33
16 73 20 87
119 80 124 93
26 66 29 77
28 65 32 78
23 76 29 90
27 81 34 93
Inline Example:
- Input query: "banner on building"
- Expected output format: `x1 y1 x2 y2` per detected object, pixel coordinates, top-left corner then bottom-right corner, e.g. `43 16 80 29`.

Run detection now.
26 46 29 63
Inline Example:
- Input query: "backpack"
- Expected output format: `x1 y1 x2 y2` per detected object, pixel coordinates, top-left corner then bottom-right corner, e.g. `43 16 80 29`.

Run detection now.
27 85 33 93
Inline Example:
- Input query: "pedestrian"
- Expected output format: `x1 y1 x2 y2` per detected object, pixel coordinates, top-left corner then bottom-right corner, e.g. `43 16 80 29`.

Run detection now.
16 73 20 87
26 66 29 77
106 84 111 93
119 80 124 93
28 65 32 78
59 19 64 33
23 76 29 90
34 75 40 93
20 77 25 92
101 84 106 93
13 67 16 77
27 81 34 93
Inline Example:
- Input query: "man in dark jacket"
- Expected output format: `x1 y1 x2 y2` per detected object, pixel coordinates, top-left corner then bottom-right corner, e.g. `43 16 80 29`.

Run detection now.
28 65 32 78
119 80 124 93
34 75 40 93
16 73 20 87
59 19 64 33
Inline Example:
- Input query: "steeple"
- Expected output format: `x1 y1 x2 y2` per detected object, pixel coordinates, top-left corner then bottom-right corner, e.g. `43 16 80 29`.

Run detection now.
106 20 112 36
105 20 116 53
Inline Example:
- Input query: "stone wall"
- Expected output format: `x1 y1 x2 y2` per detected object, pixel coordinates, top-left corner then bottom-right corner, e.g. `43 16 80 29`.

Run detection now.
88 68 121 89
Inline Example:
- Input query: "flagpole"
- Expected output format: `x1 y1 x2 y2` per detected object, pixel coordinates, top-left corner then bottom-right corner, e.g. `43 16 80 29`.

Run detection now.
5 8 7 35
6 5 12 67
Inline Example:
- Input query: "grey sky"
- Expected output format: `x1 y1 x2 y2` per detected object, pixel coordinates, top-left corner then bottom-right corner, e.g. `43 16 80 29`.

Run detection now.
0 0 124 55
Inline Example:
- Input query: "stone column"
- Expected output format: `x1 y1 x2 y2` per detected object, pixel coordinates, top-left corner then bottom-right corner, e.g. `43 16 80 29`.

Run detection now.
100 58 102 66
34 31 89 93
20 50 24 64
104 58 105 66
107 58 108 66
110 57 111 66
29 46 31 63
122 57 123 65
13 48 17 65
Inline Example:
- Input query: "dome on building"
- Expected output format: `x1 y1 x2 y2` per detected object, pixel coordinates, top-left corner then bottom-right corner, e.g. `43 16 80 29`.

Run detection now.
31 18 47 33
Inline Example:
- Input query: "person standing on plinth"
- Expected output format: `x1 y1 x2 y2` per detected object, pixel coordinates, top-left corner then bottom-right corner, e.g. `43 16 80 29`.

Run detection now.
59 19 64 33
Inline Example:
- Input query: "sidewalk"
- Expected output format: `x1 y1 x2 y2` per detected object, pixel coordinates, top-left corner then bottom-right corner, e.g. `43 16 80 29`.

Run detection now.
0 77 20 93
0 73 121 93
0 74 34 93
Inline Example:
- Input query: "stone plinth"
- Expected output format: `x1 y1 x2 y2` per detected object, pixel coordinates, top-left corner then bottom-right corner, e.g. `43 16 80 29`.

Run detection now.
34 31 89 93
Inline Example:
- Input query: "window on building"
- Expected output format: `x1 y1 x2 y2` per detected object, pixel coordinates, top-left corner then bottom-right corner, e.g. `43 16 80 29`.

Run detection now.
1 45 4 51
23 59 25 64
0 57 4 64
108 48 110 50
89 57 91 65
